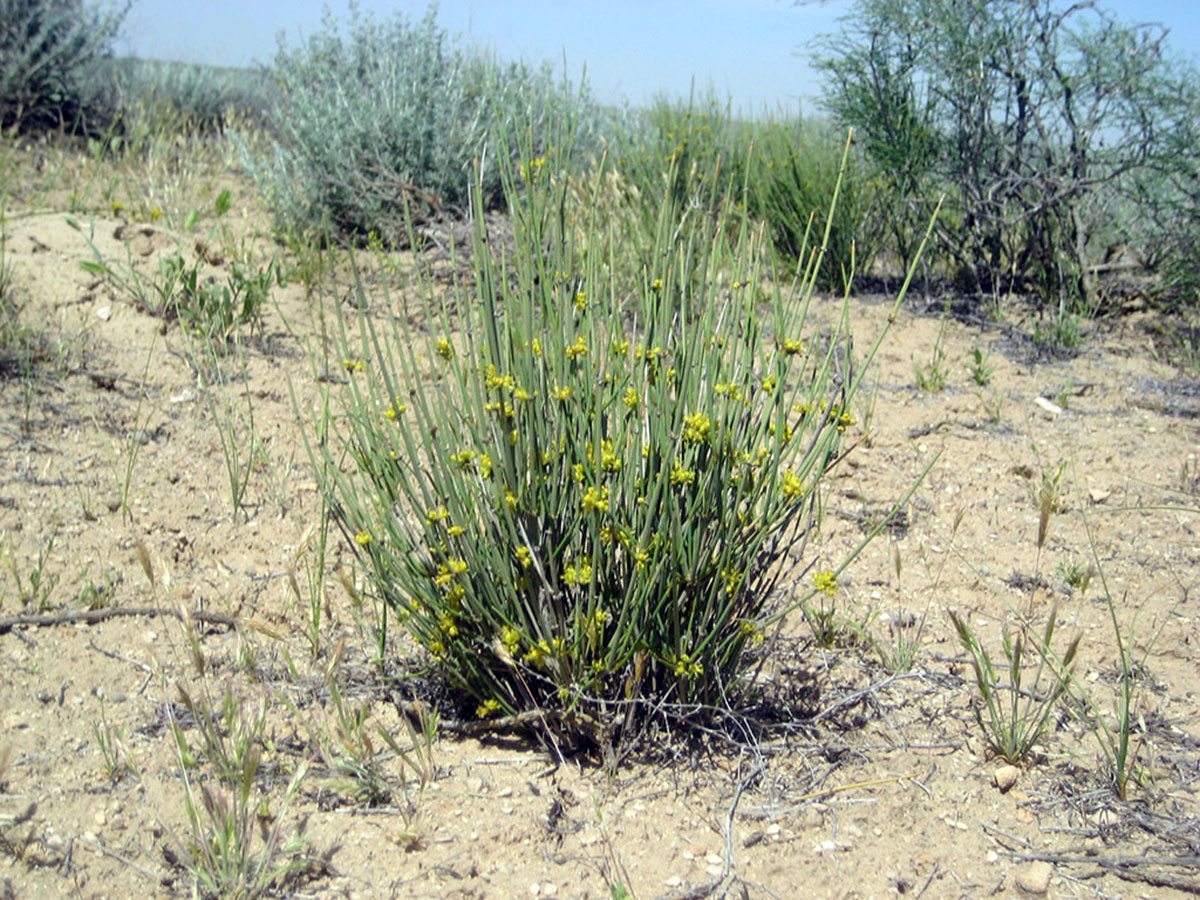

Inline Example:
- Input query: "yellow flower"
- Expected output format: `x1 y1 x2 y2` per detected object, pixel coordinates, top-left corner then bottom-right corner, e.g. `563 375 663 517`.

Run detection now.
383 402 406 420
476 698 501 718
670 464 696 487
436 339 454 360
343 357 363 372
438 612 459 637
780 469 804 499
502 625 521 654
739 620 765 646
781 339 806 356
721 567 743 595
575 291 587 310
582 485 610 514
426 506 450 524
565 336 588 360
523 639 552 667
623 387 640 411
447 525 465 537
505 489 518 510
148 206 163 222
682 412 712 444
651 278 663 293
484 365 516 391
554 385 571 401
354 530 372 546
761 375 777 392
813 569 837 596
600 441 622 473
531 338 543 357
611 338 630 358
515 546 532 568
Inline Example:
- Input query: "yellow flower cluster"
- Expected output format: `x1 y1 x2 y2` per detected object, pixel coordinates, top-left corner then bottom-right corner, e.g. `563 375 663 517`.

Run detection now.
476 698 501 718
813 569 838 596
562 560 594 585
682 412 712 444
582 485 610 514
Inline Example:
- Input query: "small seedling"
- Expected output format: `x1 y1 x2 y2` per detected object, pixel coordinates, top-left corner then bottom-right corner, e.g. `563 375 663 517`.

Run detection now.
1 531 59 611
93 699 140 784
914 342 948 392
1034 460 1067 551
967 344 994 386
1058 557 1095 596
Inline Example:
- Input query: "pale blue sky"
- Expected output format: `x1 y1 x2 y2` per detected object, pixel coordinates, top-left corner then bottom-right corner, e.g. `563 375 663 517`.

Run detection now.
118 0 1200 112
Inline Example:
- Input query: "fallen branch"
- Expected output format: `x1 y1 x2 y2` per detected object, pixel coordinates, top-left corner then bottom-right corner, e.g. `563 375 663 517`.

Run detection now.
0 606 235 635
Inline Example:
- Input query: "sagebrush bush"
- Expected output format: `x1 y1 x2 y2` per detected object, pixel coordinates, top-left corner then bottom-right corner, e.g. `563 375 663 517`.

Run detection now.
245 3 589 246
311 118 915 752
0 0 128 133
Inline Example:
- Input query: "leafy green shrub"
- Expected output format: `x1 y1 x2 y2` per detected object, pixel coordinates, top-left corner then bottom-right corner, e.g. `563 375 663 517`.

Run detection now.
0 0 129 133
311 120 916 751
245 3 586 245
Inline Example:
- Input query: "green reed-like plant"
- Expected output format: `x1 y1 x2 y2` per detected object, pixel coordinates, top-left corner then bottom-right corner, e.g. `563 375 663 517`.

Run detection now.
950 607 1080 765
310 116 927 749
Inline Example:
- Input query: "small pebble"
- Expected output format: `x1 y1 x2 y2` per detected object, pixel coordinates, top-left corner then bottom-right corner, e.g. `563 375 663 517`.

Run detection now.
664 876 683 888
994 765 1020 793
1015 861 1053 894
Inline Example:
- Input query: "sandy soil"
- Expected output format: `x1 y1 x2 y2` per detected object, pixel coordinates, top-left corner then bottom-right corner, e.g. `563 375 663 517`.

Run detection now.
1 155 1198 900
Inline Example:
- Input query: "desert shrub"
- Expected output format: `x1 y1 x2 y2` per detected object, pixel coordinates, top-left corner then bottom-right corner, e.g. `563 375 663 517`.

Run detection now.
609 99 878 290
610 94 747 223
744 118 884 290
814 0 1200 315
108 58 276 132
245 3 590 245
310 116 915 752
0 0 129 133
